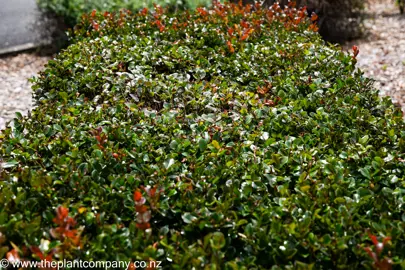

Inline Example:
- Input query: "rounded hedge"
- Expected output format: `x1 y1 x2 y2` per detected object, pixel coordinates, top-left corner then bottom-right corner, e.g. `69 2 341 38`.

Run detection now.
37 0 212 28
1 2 405 269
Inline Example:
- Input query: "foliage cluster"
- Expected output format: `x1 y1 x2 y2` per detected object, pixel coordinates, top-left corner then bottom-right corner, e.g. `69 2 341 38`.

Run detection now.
1 1 405 269
38 0 366 43
252 0 367 42
37 0 212 27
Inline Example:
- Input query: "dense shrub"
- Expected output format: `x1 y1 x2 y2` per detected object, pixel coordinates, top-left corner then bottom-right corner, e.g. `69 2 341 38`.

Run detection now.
249 0 366 42
1 1 405 269
38 0 365 44
37 0 212 28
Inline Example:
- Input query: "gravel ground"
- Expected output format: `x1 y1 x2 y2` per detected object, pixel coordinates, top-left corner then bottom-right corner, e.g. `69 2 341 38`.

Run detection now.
346 0 405 111
0 53 49 129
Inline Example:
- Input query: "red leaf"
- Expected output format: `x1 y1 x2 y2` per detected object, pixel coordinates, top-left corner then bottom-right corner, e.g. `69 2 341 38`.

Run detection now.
364 247 378 263
240 20 249 29
197 7 208 16
376 258 393 270
150 186 157 197
240 33 249 41
309 24 319 32
257 86 269 95
140 7 148 16
136 222 151 230
64 229 78 239
66 216 76 227
92 21 99 31
30 246 45 260
153 4 164 17
368 232 379 246
6 248 20 263
53 206 69 226
134 190 143 202
352 45 359 58
264 100 275 106
228 27 234 36
135 204 148 213
311 13 318 22
240 28 254 41
44 250 55 262
154 20 165 32
227 40 235 53
383 236 392 245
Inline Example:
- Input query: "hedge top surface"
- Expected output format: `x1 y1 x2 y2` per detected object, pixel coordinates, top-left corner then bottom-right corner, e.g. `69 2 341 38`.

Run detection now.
37 0 212 27
1 1 405 269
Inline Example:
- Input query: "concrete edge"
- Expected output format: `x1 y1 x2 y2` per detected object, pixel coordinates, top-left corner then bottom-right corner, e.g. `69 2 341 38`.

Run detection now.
0 42 44 56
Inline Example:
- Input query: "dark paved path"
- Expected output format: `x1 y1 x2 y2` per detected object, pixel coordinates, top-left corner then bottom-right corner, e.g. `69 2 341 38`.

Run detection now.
0 0 48 54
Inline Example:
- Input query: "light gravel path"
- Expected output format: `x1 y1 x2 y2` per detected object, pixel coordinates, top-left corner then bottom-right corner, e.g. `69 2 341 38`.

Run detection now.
0 53 49 129
346 0 405 111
